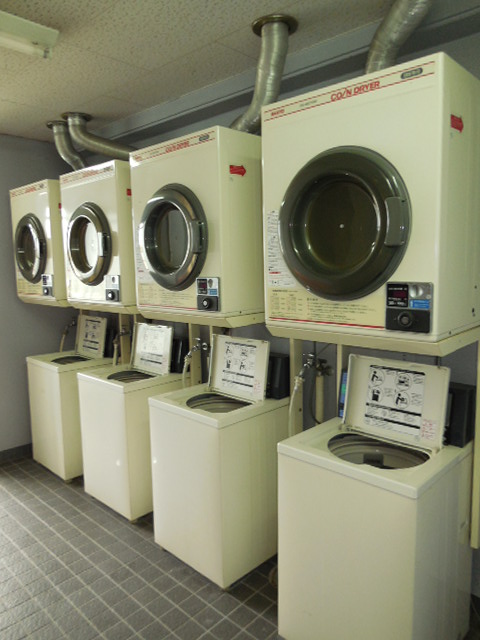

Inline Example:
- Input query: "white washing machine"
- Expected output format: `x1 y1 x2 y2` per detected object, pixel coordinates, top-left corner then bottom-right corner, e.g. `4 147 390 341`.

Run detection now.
277 354 472 640
77 323 186 521
10 179 69 306
26 315 112 481
262 53 480 343
149 334 289 588
61 159 137 313
130 125 264 327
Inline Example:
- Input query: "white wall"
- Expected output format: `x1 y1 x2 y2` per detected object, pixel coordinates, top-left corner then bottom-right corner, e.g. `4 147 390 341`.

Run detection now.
0 135 75 453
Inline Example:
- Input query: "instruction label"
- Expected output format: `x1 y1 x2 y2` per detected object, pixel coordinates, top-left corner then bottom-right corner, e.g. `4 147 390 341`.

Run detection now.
365 365 426 437
221 340 259 395
135 325 170 374
79 317 105 356
266 210 296 288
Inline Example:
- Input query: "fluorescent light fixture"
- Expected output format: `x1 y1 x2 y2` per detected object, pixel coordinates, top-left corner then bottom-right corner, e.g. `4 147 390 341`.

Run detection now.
0 10 59 59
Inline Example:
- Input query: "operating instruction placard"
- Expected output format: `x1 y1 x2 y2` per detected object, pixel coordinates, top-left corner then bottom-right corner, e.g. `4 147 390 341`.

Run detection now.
221 340 258 393
364 365 426 437
134 324 172 375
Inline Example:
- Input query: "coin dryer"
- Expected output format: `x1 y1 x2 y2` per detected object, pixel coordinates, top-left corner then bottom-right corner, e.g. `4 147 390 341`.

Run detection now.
262 53 480 343
277 355 472 640
26 316 112 481
130 125 264 327
61 160 137 313
77 324 185 521
10 179 68 306
149 335 289 588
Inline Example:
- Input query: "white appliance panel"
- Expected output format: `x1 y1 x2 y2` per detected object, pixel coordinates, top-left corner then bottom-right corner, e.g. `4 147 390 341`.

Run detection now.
26 316 111 481
149 389 289 588
262 53 480 342
61 160 137 313
10 179 69 306
278 422 472 640
130 126 264 327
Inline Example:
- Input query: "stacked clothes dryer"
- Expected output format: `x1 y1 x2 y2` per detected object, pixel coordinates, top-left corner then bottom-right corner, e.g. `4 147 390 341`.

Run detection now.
10 179 68 306
26 315 112 481
262 53 480 344
130 126 264 327
61 159 137 313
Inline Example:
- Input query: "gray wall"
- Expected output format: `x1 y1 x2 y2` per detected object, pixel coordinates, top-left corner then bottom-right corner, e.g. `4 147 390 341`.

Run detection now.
0 135 74 453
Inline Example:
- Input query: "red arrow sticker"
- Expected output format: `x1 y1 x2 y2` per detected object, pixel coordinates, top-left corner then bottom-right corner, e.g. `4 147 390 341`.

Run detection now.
451 115 464 133
230 165 246 177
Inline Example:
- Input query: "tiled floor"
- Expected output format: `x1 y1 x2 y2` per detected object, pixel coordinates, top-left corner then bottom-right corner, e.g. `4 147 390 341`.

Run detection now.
0 457 278 640
3 456 480 640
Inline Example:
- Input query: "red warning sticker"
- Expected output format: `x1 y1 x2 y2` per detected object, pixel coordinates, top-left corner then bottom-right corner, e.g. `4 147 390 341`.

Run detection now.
229 165 246 177
451 115 464 133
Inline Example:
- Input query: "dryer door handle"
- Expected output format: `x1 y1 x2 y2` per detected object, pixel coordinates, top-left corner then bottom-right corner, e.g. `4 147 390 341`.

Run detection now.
189 220 206 254
384 197 409 247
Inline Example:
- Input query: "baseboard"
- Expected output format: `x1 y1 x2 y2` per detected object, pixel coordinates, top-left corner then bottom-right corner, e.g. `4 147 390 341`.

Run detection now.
0 444 33 463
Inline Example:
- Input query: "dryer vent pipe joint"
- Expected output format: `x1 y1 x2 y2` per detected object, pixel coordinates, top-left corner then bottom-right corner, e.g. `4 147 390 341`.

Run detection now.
230 14 297 135
366 0 434 73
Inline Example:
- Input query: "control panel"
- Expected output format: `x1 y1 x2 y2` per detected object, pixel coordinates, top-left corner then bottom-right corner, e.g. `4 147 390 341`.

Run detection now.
385 282 432 333
42 273 54 297
196 277 220 311
105 274 121 302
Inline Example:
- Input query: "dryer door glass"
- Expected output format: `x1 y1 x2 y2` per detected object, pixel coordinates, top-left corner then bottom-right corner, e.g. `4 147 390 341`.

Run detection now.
15 213 47 283
67 202 112 285
279 146 411 300
139 184 208 291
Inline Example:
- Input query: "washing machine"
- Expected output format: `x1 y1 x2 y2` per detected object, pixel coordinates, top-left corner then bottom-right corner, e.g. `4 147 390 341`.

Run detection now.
149 334 289 588
77 323 186 521
262 52 480 343
277 354 472 640
26 315 113 481
60 159 137 313
10 179 68 306
130 125 264 327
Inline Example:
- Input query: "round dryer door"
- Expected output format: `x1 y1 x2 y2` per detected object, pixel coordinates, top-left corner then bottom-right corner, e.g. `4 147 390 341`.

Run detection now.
67 202 112 286
138 184 208 291
15 213 47 284
279 146 411 300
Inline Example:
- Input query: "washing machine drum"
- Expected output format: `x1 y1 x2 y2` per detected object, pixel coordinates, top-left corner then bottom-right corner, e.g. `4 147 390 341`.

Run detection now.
279 146 411 301
186 393 250 413
15 213 47 284
138 184 208 291
51 355 88 365
107 370 153 382
328 433 429 469
66 202 112 286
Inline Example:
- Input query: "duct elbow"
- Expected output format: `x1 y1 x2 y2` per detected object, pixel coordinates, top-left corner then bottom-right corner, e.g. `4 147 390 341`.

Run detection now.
64 112 135 161
46 120 85 170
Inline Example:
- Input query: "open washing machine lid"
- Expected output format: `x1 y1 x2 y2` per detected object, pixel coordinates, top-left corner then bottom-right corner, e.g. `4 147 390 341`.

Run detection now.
207 335 270 403
130 323 173 376
342 354 450 453
74 315 108 359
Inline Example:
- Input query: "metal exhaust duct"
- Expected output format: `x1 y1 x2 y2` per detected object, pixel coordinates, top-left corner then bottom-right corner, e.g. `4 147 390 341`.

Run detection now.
366 0 434 73
46 120 85 170
63 112 134 161
230 13 297 134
